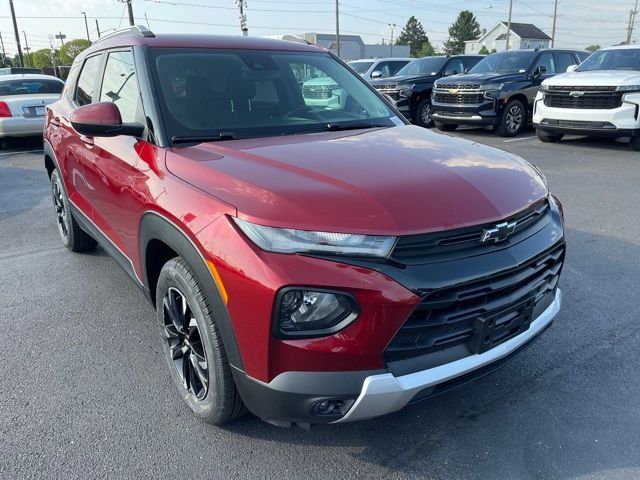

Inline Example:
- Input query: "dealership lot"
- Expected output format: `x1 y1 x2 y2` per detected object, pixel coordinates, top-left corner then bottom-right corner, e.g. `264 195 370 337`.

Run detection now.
1 130 639 479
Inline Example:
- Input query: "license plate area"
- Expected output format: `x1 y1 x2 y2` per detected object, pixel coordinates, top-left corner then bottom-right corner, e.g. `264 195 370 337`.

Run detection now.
22 106 46 117
470 298 535 354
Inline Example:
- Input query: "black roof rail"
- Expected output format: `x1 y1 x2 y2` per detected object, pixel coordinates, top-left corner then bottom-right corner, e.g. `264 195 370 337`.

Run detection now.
94 25 155 43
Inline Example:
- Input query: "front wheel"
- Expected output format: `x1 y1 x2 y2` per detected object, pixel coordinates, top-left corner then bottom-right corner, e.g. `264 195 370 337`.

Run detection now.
156 257 245 425
496 99 526 137
537 129 563 143
414 99 434 128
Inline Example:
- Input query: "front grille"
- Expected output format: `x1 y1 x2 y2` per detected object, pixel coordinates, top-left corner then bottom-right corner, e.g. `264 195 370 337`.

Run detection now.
437 83 482 90
391 200 550 264
373 84 397 91
384 243 565 364
373 85 400 101
433 91 484 104
302 86 333 99
544 93 622 109
548 85 617 92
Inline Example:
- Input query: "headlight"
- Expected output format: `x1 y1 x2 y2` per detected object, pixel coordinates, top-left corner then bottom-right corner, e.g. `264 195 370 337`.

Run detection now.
540 84 550 92
617 85 640 93
274 288 359 338
234 218 396 257
480 83 504 91
398 84 415 98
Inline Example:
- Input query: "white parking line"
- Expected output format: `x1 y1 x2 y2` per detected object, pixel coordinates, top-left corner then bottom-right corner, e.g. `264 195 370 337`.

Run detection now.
0 149 43 156
503 136 537 143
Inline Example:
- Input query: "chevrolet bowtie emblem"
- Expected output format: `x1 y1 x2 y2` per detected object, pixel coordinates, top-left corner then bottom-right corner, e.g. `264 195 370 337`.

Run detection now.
448 88 458 94
480 220 517 243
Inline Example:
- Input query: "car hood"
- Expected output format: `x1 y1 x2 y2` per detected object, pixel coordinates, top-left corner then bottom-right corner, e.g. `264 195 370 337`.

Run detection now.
303 77 337 86
166 125 547 235
370 75 437 87
436 72 524 86
543 70 640 87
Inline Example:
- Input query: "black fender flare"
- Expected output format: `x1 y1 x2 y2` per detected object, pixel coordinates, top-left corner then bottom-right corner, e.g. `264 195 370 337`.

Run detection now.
139 211 243 369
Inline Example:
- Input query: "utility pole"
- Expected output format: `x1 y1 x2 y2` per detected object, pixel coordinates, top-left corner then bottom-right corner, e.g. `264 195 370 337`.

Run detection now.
551 0 558 47
95 19 101 38
235 0 248 36
388 23 396 57
335 0 340 57
22 31 30 66
127 0 135 26
627 0 639 44
505 0 513 50
9 0 23 67
82 12 90 42
144 12 150 29
48 34 59 78
0 32 6 66
55 32 66 45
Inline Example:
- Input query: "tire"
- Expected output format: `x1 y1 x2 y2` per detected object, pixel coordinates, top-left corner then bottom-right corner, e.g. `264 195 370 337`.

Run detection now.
156 257 245 425
435 122 458 132
414 99 434 128
50 169 97 252
537 129 563 143
496 99 526 137
630 135 640 151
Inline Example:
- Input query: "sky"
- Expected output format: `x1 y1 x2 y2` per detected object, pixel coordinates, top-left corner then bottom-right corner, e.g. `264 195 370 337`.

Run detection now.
0 0 635 58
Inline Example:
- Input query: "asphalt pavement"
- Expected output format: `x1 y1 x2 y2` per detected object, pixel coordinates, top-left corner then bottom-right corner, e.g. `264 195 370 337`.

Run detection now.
1 129 639 479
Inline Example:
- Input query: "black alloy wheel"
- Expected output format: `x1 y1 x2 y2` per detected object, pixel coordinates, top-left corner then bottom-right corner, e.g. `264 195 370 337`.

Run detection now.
497 99 526 137
162 286 209 400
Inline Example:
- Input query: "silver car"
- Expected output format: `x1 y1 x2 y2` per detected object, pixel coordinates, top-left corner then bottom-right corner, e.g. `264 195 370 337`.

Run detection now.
0 74 65 141
347 58 412 81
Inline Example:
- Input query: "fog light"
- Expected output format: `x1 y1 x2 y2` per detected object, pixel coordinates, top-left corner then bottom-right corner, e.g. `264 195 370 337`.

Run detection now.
310 399 352 417
274 288 359 338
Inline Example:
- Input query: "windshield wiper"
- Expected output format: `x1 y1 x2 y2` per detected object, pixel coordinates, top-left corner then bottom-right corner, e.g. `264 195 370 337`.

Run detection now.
325 123 392 132
172 132 236 144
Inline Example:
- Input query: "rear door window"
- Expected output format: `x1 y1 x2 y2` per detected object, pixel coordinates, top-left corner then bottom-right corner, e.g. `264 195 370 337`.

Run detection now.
75 54 102 106
554 52 576 73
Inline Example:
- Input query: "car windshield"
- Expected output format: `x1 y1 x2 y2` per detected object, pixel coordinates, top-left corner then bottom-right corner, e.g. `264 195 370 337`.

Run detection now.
577 48 640 71
150 48 398 142
0 78 64 96
396 57 447 76
470 51 538 74
348 61 374 74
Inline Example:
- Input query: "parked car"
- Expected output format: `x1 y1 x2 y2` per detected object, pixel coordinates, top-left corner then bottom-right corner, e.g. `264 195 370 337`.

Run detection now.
44 26 565 428
347 58 412 81
534 45 640 149
0 74 65 144
369 55 484 127
431 49 590 136
301 75 347 109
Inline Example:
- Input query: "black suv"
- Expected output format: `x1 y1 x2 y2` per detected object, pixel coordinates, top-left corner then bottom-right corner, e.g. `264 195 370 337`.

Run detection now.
431 49 590 136
369 55 484 127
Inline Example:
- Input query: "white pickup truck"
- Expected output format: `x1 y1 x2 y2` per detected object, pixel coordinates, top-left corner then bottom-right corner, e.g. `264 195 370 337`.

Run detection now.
533 45 640 150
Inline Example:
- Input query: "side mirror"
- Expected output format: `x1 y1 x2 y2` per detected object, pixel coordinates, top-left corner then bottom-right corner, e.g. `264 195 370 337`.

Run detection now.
533 65 547 78
70 102 145 138
566 64 578 73
443 69 458 77
370 70 383 78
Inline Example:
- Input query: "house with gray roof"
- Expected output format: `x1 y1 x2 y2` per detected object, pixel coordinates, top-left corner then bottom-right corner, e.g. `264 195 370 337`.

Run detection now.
465 22 551 53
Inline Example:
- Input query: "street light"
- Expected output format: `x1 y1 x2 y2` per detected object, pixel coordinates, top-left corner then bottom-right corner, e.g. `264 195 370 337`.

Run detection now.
388 23 396 57
81 12 90 42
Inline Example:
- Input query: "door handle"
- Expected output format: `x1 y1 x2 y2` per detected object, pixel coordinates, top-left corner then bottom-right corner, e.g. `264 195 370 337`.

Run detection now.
80 135 94 147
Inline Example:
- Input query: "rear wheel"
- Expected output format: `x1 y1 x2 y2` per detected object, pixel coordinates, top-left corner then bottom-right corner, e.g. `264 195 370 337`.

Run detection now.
537 129 563 143
156 257 245 425
415 99 434 128
50 169 97 252
435 122 458 132
496 99 526 137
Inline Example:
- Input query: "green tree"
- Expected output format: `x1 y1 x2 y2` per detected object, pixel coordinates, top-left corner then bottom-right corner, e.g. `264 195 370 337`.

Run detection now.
586 44 600 53
31 49 59 69
416 40 436 57
443 10 481 55
59 39 90 65
478 45 490 55
396 16 429 57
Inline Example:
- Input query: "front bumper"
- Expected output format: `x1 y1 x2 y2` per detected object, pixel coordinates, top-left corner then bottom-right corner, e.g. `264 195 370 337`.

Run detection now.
0 116 45 137
431 98 501 126
533 92 640 137
338 289 561 422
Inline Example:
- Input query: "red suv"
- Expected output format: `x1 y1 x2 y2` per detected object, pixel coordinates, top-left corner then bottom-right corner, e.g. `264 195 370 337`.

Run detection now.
44 27 565 427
